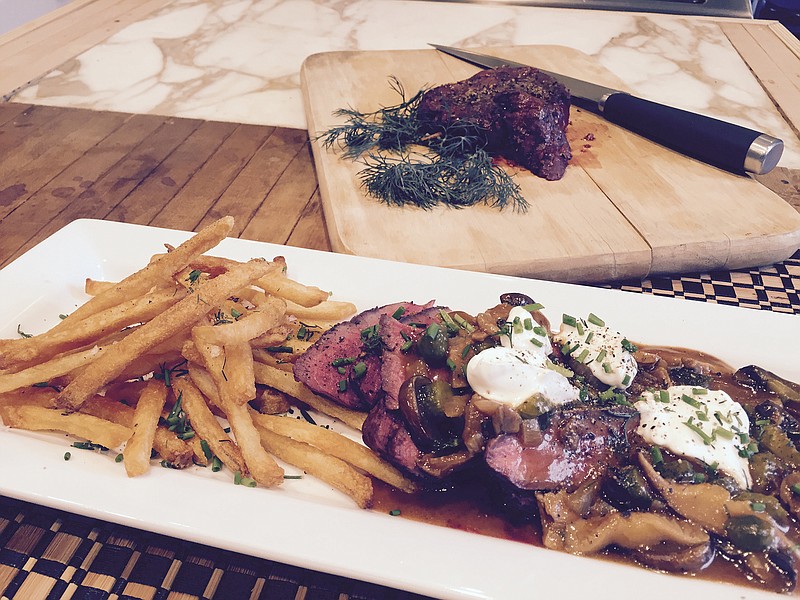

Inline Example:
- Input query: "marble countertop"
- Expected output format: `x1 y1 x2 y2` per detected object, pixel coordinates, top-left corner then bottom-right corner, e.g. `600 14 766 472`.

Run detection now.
7 0 800 167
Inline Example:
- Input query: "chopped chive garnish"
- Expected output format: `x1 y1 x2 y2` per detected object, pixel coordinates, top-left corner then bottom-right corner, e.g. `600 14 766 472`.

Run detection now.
426 323 440 339
392 306 406 319
562 314 577 327
389 509 401 516
658 390 670 403
584 331 594 344
576 321 585 336
64 452 71 461
595 349 607 363
523 318 533 331
338 379 348 392
115 453 124 463
337 366 347 374
791 483 800 496
461 344 472 359
576 348 589 363
692 387 708 395
234 471 242 485
353 362 367 379
651 446 663 464
200 440 213 461
266 345 293 353
620 338 638 353
523 303 544 312
331 357 356 367
284 474 303 480
211 456 222 472
446 358 456 371
533 326 546 336
713 427 734 440
750 502 766 513
602 362 612 374
400 340 413 352
684 420 713 445
587 313 605 327
529 337 544 348
621 374 631 386
299 408 317 425
681 394 702 408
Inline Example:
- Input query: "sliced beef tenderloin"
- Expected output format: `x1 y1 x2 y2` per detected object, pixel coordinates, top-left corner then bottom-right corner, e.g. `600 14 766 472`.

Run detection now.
485 406 638 492
379 306 447 411
416 66 572 181
292 301 432 410
362 397 427 479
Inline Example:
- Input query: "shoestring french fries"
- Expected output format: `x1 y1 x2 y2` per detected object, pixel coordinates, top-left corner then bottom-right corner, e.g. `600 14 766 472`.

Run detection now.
0 216 416 508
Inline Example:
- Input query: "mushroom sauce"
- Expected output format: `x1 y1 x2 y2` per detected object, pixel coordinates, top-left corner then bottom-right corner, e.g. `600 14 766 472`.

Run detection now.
372 299 800 594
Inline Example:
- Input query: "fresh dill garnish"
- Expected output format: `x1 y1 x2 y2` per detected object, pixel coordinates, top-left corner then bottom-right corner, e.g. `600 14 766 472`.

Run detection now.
318 76 527 211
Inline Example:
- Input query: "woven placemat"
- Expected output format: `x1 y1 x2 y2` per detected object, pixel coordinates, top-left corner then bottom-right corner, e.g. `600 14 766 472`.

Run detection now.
0 495 430 600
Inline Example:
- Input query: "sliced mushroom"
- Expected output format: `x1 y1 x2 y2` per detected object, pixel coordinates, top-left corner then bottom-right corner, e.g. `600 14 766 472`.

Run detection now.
638 452 731 535
633 540 715 573
537 488 709 558
780 472 800 519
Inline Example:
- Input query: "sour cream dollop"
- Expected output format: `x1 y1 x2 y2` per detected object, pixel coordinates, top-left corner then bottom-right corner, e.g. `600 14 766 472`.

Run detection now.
466 306 578 410
634 385 752 489
553 314 637 389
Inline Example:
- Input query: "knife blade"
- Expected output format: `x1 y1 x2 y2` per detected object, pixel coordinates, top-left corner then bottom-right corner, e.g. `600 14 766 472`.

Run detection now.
430 44 783 175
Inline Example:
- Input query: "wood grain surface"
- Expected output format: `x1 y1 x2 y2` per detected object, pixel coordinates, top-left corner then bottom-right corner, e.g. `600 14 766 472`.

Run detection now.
302 46 800 283
0 103 329 270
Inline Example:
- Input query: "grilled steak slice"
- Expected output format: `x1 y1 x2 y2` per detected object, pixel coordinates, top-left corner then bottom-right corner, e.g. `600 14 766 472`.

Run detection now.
417 66 572 180
379 306 447 411
362 397 426 478
485 407 637 491
292 301 432 410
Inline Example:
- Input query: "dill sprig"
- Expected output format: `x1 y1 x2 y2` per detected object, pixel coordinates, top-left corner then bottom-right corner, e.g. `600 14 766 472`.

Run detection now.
317 77 527 211
318 78 425 158
359 149 522 210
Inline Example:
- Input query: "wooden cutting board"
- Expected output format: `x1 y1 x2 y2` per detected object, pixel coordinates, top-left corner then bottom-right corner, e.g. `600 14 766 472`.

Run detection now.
301 46 800 283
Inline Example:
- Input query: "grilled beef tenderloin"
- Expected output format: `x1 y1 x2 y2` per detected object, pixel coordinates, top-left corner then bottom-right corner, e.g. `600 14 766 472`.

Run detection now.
416 66 572 181
292 301 433 410
485 406 638 492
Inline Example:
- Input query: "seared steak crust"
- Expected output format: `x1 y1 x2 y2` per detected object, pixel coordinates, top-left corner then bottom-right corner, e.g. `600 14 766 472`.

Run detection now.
417 66 572 180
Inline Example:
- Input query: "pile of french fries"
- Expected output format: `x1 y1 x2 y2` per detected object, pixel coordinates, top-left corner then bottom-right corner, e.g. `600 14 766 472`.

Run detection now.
0 216 415 508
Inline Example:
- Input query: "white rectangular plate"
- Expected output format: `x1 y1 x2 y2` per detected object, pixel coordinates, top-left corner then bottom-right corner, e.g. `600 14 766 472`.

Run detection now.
0 219 796 600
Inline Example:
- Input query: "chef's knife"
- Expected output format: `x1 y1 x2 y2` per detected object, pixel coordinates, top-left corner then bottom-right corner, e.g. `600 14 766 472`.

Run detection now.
430 44 783 175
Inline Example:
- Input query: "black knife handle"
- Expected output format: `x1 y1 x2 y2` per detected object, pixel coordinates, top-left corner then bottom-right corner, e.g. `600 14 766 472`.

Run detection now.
601 93 783 175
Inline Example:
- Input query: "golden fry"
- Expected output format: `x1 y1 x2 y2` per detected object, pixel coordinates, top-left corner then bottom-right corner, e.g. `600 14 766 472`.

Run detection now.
253 362 366 431
81 395 194 468
284 299 357 321
257 272 330 308
0 287 181 368
172 378 245 474
62 216 234 325
192 296 287 346
123 380 168 477
221 397 284 487
256 425 373 508
251 347 294 371
251 412 417 493
57 258 272 411
0 345 103 394
0 405 131 449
